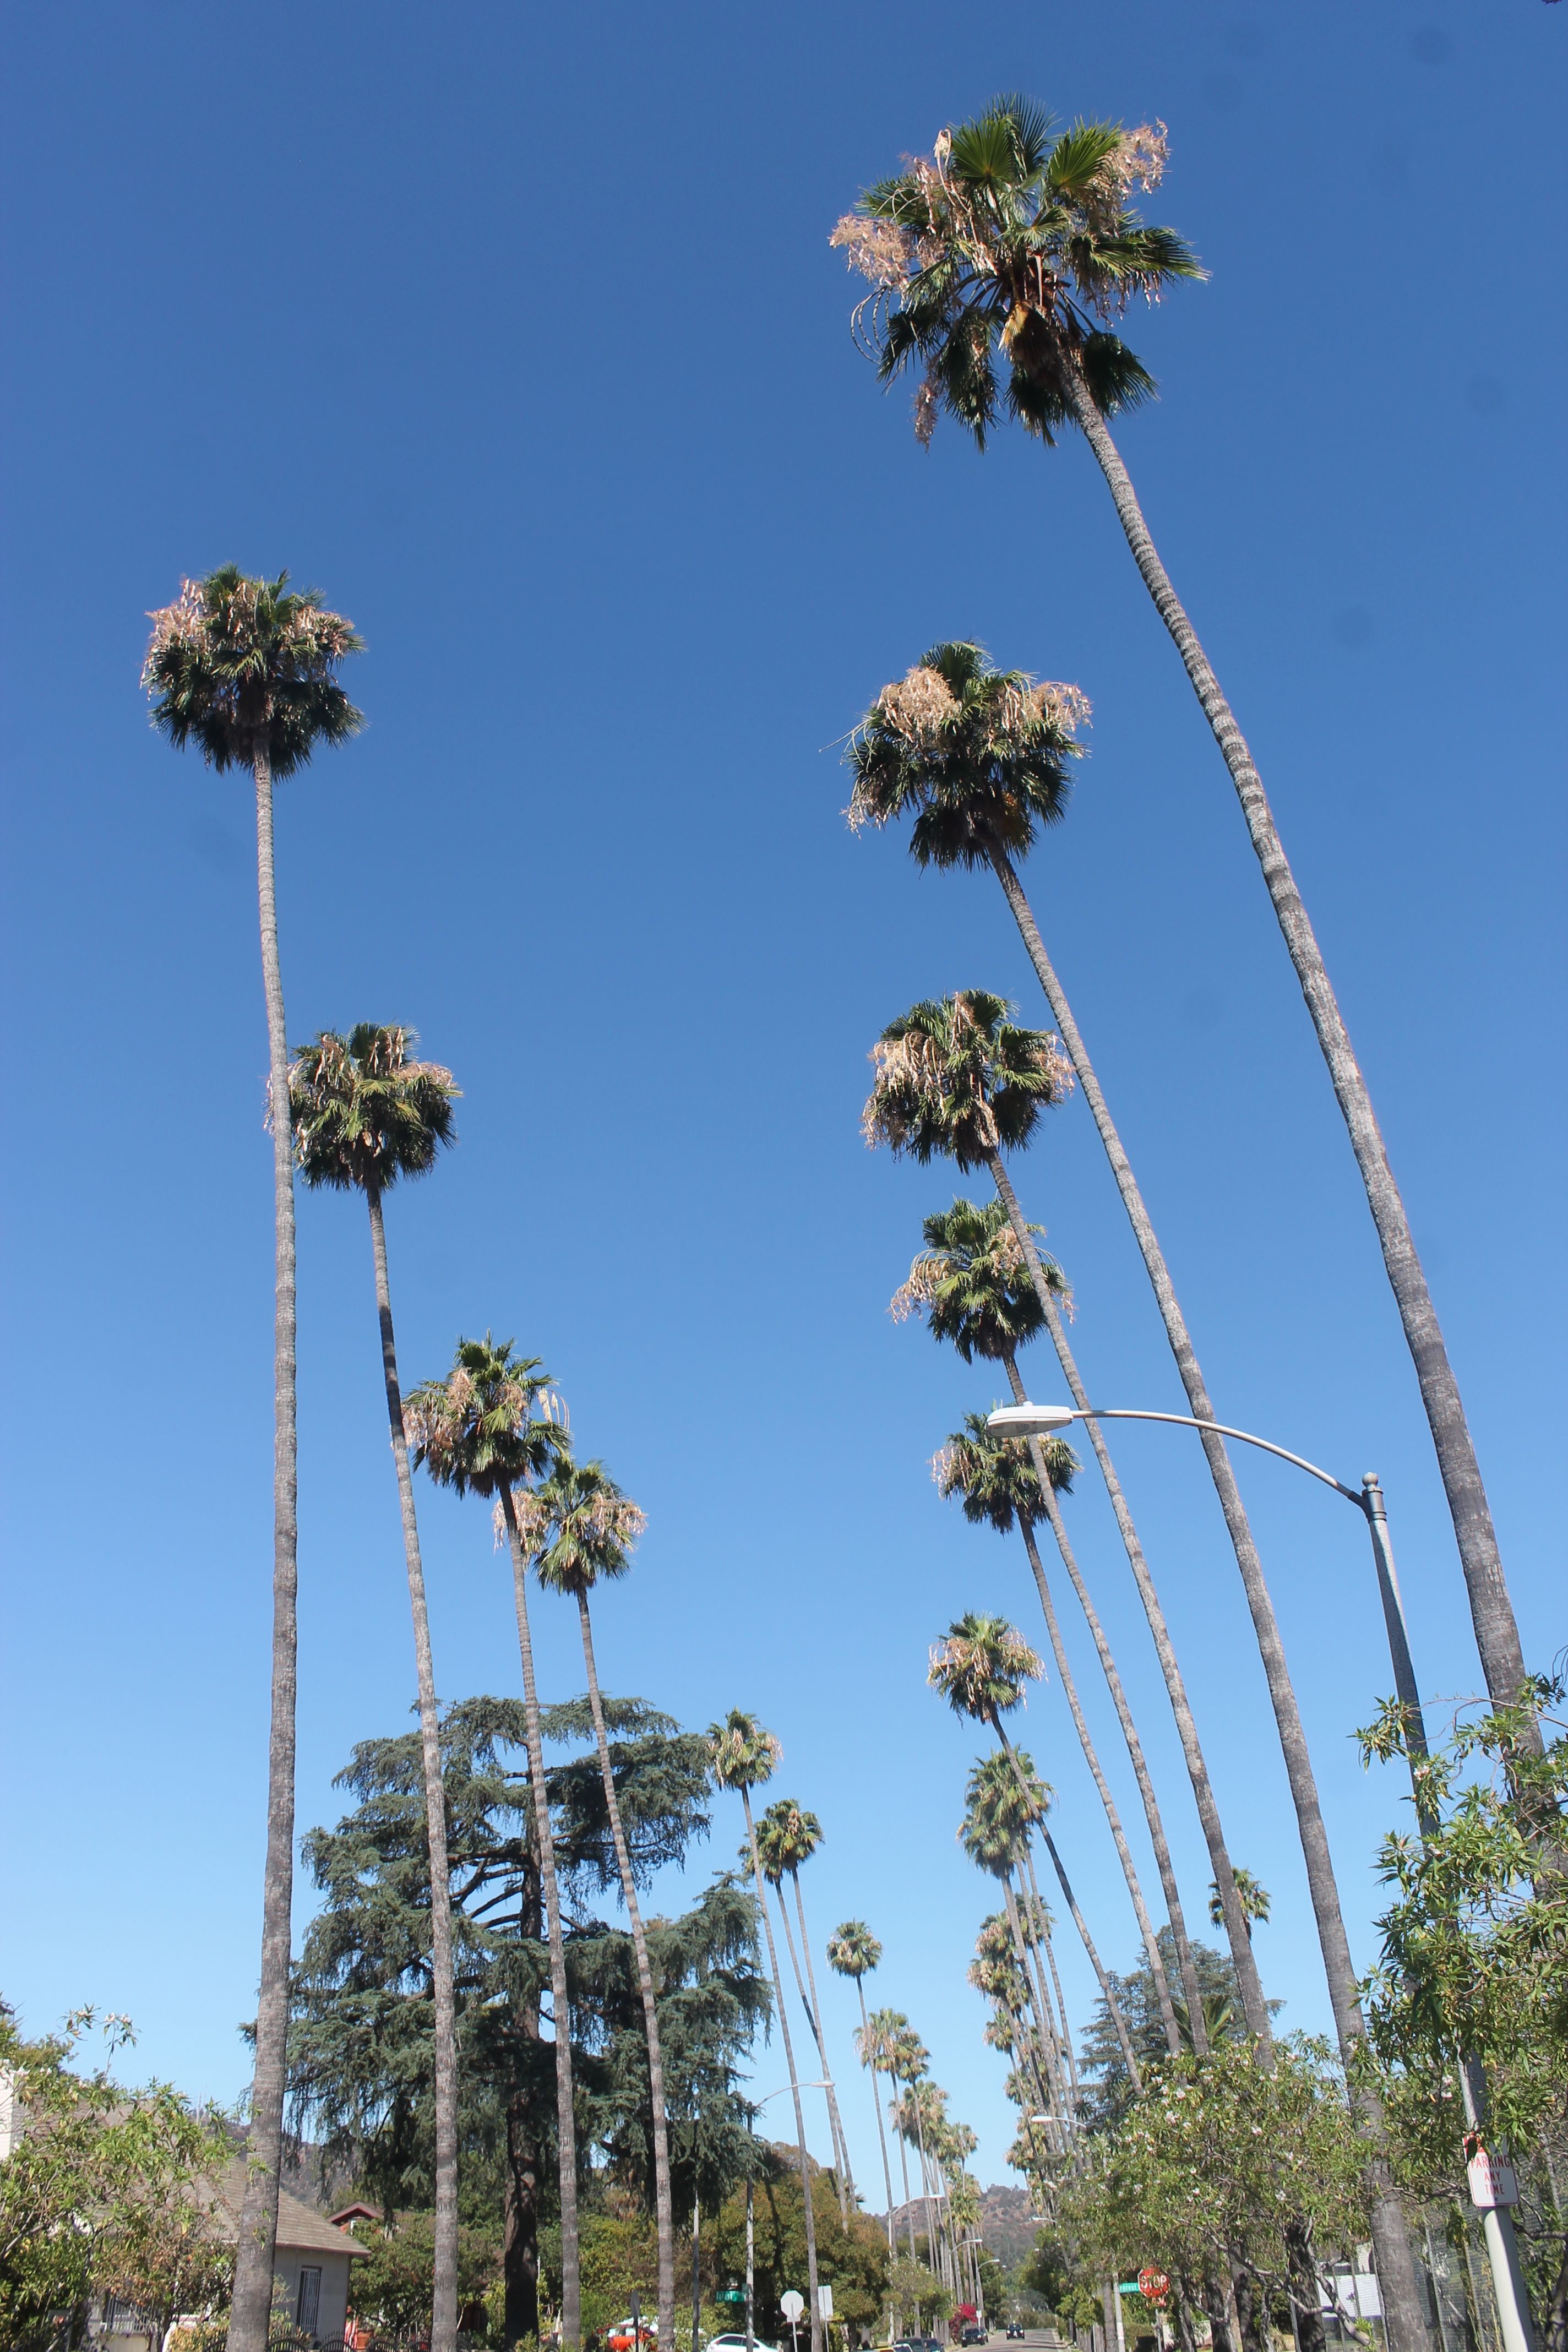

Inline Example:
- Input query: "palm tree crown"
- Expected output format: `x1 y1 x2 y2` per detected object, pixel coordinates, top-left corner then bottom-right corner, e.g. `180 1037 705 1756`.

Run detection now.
928 1611 1043 1724
143 566 363 775
966 1746 1050 1843
291 1025 459 1195
847 640 1085 865
864 992 1071 1173
707 1707 782 1794
519 1455 646 1597
935 1413 1077 1534
405 1337 563 1499
754 1798 824 1883
1210 1866 1271 1935
831 96 1201 449
892 1196 1067 1360
826 1921 881 1980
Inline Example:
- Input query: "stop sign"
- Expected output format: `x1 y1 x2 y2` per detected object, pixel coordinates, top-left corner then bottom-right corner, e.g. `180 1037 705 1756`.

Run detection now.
1137 2269 1171 2305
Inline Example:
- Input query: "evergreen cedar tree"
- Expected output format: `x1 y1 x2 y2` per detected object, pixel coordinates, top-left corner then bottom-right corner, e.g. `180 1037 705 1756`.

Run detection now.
288 1696 765 2348
142 567 363 2352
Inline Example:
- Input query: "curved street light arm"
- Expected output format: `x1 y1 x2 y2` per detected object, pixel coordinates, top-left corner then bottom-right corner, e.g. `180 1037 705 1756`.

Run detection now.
1071 1407 1362 1505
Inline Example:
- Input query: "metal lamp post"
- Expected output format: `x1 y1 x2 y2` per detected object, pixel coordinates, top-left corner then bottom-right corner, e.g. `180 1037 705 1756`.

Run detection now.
988 1399 1536 2352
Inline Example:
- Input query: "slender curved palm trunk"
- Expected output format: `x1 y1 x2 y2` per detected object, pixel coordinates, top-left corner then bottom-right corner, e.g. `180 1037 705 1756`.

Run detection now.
1060 381 1528 1730
788 1875 854 2219
498 1486 580 2351
574 1592 676 2348
987 1152 1429 2352
739 1789 823 2352
990 1720 1141 2089
366 1185 459 2352
998 1880 1065 2135
998 1353 1201 2052
1012 1865 1078 2147
979 1009 1266 2038
228 751 300 2352
854 1981 897 2252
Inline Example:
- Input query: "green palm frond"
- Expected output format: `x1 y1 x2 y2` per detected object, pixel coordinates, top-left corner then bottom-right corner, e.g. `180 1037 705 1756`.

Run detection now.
405 1335 562 1499
291 1023 459 1195
863 989 1072 1173
833 95 1205 450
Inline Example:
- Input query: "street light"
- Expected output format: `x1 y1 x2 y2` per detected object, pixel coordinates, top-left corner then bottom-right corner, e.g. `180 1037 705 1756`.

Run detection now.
988 1397 1537 2352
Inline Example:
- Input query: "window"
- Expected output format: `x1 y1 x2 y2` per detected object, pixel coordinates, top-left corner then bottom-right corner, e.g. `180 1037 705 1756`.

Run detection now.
296 2268 322 2336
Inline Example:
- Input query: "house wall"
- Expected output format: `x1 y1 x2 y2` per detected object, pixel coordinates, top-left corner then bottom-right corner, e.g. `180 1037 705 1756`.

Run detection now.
272 2247 352 2347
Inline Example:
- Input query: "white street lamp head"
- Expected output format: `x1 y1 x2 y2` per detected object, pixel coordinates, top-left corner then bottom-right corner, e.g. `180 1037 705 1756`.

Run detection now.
988 1402 1076 1441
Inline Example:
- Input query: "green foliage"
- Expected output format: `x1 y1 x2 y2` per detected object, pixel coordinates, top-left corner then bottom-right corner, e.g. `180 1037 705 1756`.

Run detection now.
863 993 1070 1176
0 2007 230 2349
405 1336 563 1501
892 1196 1062 1369
291 1025 459 1197
1357 1684 1568 2333
927 1614 1043 1729
832 96 1200 451
344 2212 500 2334
1057 2035 1368 2311
845 642 1080 873
142 566 363 778
521 1457 644 1601
1075 1932 1269 2131
711 2165 891 2334
936 1415 1077 1536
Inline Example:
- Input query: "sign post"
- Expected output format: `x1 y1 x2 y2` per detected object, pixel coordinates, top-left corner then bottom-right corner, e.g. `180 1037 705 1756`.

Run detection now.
781 2289 805 2352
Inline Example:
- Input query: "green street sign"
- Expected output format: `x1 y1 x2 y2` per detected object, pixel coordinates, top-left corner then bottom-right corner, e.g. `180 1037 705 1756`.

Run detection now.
717 2293 747 2306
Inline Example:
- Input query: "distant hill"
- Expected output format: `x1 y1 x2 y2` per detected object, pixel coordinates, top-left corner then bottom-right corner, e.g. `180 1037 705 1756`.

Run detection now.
880 2185 1040 2271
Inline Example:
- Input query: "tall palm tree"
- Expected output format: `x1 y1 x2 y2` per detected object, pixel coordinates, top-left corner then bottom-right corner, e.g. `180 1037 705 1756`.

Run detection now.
707 1711 823 2352
874 1002 1430 2345
967 1747 1081 2122
836 122 1528 1733
927 1612 1141 2086
886 2032 940 2273
826 1923 897 2251
143 568 362 2352
863 2008 919 2259
898 1196 1231 2040
518 1452 676 2352
959 1799 1066 2138
940 1411 1182 2054
754 1803 854 2222
859 650 1283 2025
404 1338 580 2350
289 1024 461 2352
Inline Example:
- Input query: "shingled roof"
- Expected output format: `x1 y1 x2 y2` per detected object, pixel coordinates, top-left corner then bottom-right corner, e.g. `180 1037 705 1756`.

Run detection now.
202 2161 368 2259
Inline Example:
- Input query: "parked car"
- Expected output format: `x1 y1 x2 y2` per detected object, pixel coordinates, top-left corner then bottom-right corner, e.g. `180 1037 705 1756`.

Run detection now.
708 2338 778 2352
960 2331 987 2347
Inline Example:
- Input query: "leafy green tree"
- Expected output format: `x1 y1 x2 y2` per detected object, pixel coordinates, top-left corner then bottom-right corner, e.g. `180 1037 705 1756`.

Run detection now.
709 1713 824 2352
826 1925 896 2252
1074 1933 1268 2133
143 568 362 2352
875 1001 1420 2342
520 1453 678 2348
938 1411 1184 2050
711 2160 891 2341
835 113 1529 1747
1359 1684 1568 2345
1059 2035 1368 2344
342 2213 500 2339
287 1696 757 2348
290 1022 461 2352
405 1340 582 2346
0 2007 231 2348
753 1804 854 2223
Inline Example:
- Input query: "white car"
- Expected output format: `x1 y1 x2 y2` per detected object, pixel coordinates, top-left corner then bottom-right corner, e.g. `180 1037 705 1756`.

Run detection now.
707 2335 780 2351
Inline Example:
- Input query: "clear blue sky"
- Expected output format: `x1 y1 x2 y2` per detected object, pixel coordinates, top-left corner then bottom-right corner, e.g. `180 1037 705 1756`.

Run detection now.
2 0 1562 2199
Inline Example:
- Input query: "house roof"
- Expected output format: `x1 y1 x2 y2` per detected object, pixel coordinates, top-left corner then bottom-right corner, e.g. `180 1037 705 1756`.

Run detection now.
204 2162 368 2259
328 2203 381 2230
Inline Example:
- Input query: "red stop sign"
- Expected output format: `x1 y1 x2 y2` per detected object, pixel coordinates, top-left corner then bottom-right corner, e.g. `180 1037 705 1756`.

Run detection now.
1137 2269 1171 2305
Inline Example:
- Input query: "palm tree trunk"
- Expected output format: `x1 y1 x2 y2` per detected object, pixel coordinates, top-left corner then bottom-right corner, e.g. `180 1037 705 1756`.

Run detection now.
366 1184 459 2352
892 2089 917 2257
1058 385 1528 1727
999 1880 1065 2133
574 1591 675 2350
790 1873 854 2220
740 1788 823 2352
773 1879 849 2203
228 749 300 2352
998 1351 1203 2052
497 1484 580 2351
907 2094 938 2279
980 1049 1268 2039
856 1983 897 2252
986 1158 1429 2352
1020 1845 1080 2108
1009 1491 1181 2053
990 1719 1141 2090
